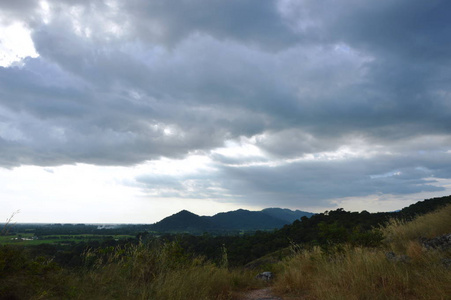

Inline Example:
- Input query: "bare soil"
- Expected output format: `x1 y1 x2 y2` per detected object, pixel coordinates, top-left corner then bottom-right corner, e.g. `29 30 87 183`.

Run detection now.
239 287 283 300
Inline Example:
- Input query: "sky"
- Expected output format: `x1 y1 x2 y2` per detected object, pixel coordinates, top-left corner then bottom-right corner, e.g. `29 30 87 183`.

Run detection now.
1 0 451 224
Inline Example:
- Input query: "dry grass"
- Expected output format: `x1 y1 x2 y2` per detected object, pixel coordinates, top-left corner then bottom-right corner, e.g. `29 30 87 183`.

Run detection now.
69 242 258 300
1 238 261 299
273 205 451 300
1 210 20 236
381 204 451 253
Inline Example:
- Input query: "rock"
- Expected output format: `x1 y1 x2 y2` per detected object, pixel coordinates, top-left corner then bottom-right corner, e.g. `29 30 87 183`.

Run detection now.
441 258 451 269
256 271 273 281
385 251 411 263
420 233 451 251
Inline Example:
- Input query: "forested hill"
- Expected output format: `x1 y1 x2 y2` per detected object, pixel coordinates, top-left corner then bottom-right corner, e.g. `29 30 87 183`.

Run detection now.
262 208 314 222
149 196 451 234
149 210 215 232
172 195 451 266
209 209 287 230
149 208 314 233
272 195 451 249
397 195 451 219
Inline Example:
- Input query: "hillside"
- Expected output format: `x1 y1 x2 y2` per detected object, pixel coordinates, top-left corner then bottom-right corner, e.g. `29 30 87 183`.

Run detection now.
262 207 314 222
149 207 314 233
149 210 215 232
271 203 451 299
210 209 287 230
149 196 451 234
398 195 451 218
173 195 451 266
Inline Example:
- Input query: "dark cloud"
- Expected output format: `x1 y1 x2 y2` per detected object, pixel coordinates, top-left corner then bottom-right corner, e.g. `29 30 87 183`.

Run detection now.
123 0 298 48
1 0 451 207
134 150 449 208
332 1 451 62
219 158 441 206
0 0 39 25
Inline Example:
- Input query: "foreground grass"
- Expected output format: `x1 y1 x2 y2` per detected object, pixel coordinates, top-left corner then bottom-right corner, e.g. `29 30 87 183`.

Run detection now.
1 241 260 299
381 204 451 254
273 205 451 299
70 242 259 300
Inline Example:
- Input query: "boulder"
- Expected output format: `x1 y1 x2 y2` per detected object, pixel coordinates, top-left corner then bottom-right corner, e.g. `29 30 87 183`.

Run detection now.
256 271 273 281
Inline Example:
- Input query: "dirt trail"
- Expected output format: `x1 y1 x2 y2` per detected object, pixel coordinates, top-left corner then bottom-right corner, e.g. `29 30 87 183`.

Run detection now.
238 287 306 300
240 287 283 300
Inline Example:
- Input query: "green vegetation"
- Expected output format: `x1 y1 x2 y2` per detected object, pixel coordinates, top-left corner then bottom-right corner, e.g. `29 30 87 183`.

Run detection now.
0 195 450 299
170 196 450 266
0 241 260 299
0 233 135 246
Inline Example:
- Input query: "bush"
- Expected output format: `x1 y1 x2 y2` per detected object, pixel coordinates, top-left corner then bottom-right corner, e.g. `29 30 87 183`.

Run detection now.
0 245 67 299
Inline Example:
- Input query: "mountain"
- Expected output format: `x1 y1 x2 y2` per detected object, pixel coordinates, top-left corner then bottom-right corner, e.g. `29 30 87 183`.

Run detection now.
261 208 314 223
149 208 314 233
155 195 451 266
149 210 214 233
210 209 287 230
148 196 451 234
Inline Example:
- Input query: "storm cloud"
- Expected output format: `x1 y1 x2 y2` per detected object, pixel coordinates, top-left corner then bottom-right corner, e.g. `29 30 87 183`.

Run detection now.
1 0 451 210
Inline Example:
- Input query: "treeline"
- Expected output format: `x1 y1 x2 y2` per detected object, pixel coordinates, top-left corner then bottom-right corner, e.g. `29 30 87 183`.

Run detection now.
157 195 451 266
8 223 150 237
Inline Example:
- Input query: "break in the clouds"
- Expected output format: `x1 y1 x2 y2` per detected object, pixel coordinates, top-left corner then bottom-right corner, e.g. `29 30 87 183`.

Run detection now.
1 0 451 221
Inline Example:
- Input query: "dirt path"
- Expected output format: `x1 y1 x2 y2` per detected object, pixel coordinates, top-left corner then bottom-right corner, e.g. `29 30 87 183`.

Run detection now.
240 287 283 300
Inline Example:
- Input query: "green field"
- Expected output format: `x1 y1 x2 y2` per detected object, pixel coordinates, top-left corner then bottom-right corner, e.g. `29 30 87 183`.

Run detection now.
0 233 135 245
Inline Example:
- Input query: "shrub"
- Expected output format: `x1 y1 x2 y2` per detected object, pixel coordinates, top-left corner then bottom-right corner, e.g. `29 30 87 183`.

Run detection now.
0 245 67 299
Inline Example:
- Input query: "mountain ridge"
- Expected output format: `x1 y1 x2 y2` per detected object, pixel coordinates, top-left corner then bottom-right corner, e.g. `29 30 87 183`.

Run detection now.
149 207 315 233
261 207 314 222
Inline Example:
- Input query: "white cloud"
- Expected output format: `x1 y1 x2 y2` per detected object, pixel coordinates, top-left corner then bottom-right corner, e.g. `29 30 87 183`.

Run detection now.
0 22 38 67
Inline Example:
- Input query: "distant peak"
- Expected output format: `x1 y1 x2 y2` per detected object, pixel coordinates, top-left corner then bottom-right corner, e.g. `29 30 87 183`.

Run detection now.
167 210 200 218
176 210 196 215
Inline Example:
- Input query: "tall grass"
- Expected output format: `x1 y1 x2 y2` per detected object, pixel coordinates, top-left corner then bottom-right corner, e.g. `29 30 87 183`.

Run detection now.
1 210 20 236
381 204 451 253
1 240 259 299
70 241 258 300
273 205 451 300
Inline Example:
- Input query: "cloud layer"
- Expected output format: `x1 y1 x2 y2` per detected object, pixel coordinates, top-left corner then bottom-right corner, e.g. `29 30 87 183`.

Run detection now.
1 0 451 209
